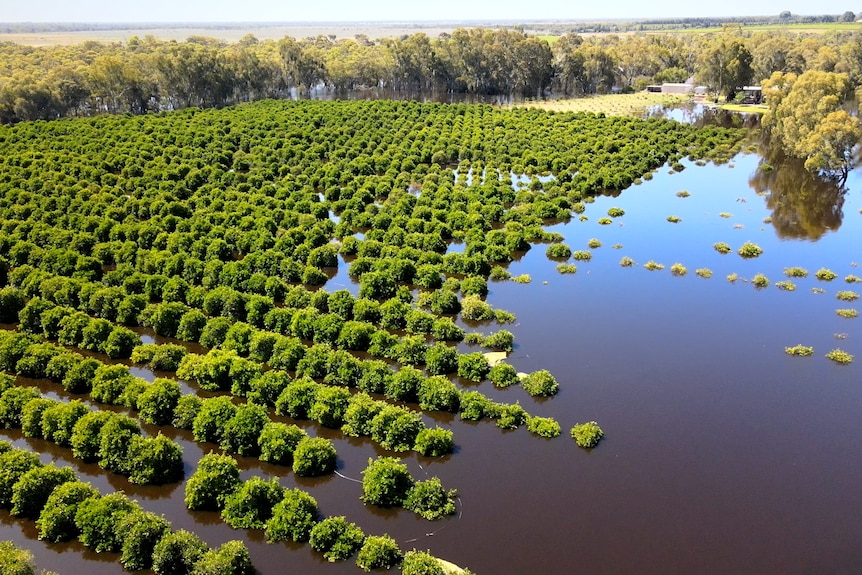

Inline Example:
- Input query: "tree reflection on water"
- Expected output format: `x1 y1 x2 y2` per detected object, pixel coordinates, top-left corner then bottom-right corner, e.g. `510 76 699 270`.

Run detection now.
750 143 846 240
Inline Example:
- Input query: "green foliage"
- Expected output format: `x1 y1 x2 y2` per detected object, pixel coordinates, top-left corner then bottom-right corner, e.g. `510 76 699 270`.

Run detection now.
570 421 605 448
401 550 446 575
457 352 491 382
75 492 140 553
127 433 184 485
0 541 36 575
413 427 455 457
151 530 209 575
191 540 254 575
752 273 770 288
70 410 114 461
619 256 635 267
572 250 592 261
292 436 337 477
36 480 99 542
836 290 860 302
418 376 461 412
495 403 528 430
460 295 494 321
785 345 814 356
521 369 560 397
265 488 319 543
192 395 237 444
0 385 40 428
598 217 613 225
670 263 687 276
666 215 681 223
184 452 241 511
826 349 854 364
258 422 307 466
362 456 415 507
775 280 796 291
356 534 403 572
118 510 171 571
737 242 763 258
98 413 141 474
370 405 424 452
459 391 493 421
0 448 42 508
527 416 562 438
713 242 731 254
10 463 76 518
309 516 366 562
557 263 577 274
784 267 809 278
221 403 269 456
404 477 457 520
172 395 203 429
695 268 713 279
221 476 284 529
815 268 837 281
836 308 858 318
138 378 181 425
545 243 572 259
607 207 625 217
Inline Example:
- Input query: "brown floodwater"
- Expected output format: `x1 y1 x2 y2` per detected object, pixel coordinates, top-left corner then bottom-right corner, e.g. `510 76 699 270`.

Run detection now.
2 146 861 575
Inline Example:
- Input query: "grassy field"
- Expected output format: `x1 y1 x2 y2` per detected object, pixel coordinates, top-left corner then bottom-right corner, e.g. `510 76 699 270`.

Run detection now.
515 92 690 118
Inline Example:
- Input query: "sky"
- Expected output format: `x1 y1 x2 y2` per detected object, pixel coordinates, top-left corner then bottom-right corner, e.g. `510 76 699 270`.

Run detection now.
0 0 857 23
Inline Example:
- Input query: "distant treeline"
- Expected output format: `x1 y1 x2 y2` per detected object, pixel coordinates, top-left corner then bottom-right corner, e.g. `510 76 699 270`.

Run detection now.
1 25 861 123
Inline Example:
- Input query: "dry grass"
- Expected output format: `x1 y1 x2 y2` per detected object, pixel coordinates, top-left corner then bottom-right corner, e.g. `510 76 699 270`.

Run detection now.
518 93 689 118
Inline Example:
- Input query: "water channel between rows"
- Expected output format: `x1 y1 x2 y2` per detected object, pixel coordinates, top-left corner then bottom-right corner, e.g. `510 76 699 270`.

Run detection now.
1 137 860 575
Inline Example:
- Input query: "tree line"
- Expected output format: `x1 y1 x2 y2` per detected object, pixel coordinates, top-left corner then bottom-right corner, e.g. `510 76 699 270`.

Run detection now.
3 26 862 122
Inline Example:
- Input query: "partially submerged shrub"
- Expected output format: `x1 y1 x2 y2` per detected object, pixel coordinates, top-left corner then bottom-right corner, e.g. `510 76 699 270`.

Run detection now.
713 242 731 254
695 268 713 278
826 349 854 364
356 534 402 572
816 268 837 281
670 263 687 276
511 274 531 284
309 516 365 562
527 416 561 438
587 238 602 249
607 207 625 217
545 244 572 259
597 217 612 225
404 478 457 520
619 256 634 267
666 215 681 223
836 290 859 302
520 370 559 397
570 421 604 448
845 275 862 284
726 273 739 282
556 263 577 274
643 260 664 271
784 267 808 278
836 309 858 318
572 250 592 261
775 281 796 291
784 345 813 356
752 274 769 288
738 242 763 258
676 190 690 198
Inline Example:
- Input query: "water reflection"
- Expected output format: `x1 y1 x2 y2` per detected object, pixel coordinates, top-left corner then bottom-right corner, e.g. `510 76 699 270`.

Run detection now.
646 101 761 129
749 144 846 240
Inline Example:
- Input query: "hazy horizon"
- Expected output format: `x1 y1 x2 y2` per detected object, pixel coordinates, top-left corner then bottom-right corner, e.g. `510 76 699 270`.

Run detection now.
1 0 855 24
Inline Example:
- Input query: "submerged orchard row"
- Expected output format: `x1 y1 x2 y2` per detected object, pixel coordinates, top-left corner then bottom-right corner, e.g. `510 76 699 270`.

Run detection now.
0 99 746 572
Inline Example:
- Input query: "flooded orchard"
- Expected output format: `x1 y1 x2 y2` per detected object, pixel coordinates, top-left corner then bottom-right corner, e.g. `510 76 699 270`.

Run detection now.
1 103 860 575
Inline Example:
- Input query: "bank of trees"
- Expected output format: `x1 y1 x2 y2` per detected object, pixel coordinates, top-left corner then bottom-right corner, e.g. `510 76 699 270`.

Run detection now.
4 26 862 122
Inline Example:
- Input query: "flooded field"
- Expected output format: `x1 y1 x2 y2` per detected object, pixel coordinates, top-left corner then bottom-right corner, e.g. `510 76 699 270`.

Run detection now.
0 111 859 575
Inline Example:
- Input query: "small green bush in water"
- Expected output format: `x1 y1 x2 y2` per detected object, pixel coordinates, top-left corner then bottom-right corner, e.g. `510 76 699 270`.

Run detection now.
775 281 796 291
570 421 604 448
845 275 862 284
620 256 634 267
527 416 561 438
713 242 731 254
607 207 625 217
695 268 713 279
738 242 763 258
784 267 808 278
670 263 687 276
826 349 853 364
836 309 858 318
556 264 577 274
572 250 592 261
752 274 769 288
836 291 859 302
587 238 602 249
545 244 572 259
520 370 559 397
666 215 681 223
815 268 837 281
785 345 813 356
676 190 690 198
644 260 664 271
597 218 612 225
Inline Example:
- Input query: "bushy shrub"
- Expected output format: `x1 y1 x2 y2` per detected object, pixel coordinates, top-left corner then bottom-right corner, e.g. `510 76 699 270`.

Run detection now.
36 480 99 542
265 488 319 543
361 457 414 507
184 453 241 511
75 492 140 552
221 476 284 529
520 370 560 397
570 421 605 448
404 477 457 520
292 437 337 477
356 534 403 572
527 416 561 438
309 516 365 562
